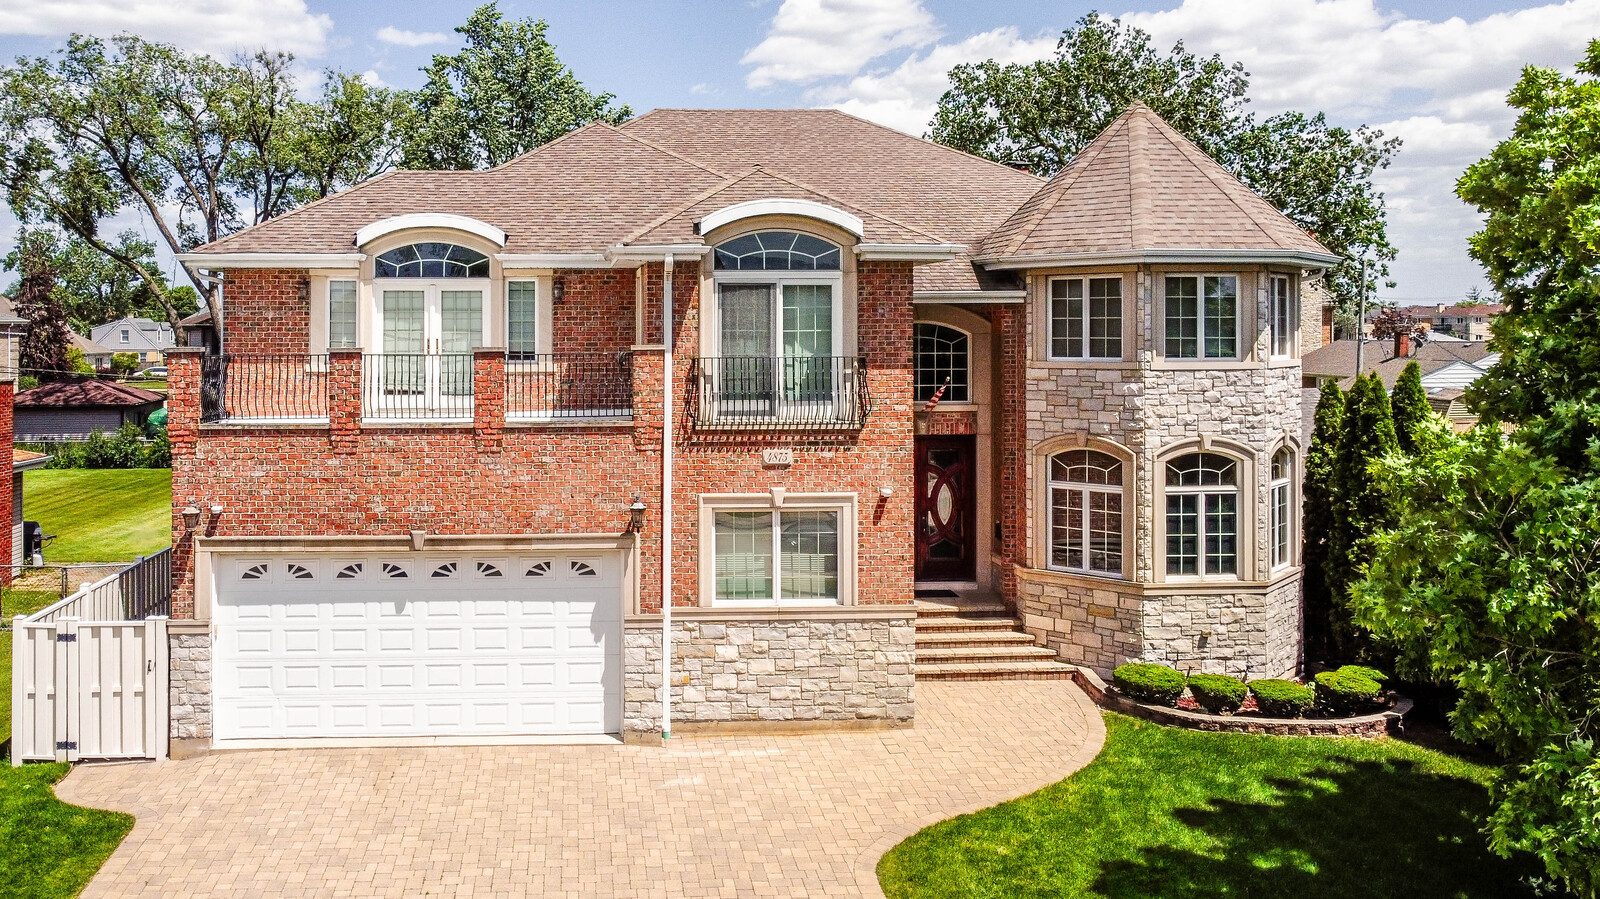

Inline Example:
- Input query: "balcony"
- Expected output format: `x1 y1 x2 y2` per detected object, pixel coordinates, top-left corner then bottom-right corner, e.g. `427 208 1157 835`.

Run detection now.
689 356 870 431
199 352 633 425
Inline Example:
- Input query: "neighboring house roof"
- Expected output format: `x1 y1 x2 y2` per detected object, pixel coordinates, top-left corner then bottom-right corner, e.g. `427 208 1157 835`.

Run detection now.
180 309 213 327
976 104 1336 265
0 294 30 327
12 448 49 473
70 331 115 357
15 378 166 409
90 317 175 353
1401 303 1506 317
1420 358 1498 391
1302 338 1494 389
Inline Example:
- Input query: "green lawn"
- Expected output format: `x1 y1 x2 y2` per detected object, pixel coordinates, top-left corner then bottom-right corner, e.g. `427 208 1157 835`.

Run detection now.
24 470 171 563
880 714 1540 899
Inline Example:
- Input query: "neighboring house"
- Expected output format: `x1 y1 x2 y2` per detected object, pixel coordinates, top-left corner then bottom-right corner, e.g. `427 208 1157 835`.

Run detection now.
0 304 28 580
1301 334 1494 390
12 448 48 563
179 309 218 352
165 103 1333 754
90 316 175 365
71 331 116 372
14 379 165 441
1399 302 1504 342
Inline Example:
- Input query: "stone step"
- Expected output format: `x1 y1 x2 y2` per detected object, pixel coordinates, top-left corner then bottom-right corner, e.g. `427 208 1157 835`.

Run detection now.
914 629 1039 648
914 600 1012 620
914 615 1025 635
916 645 1062 664
915 660 1080 681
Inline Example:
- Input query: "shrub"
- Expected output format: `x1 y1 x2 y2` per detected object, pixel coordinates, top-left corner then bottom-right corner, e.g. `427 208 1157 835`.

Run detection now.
1337 664 1388 684
80 425 147 469
1113 663 1187 706
1187 674 1247 714
1250 679 1316 718
1313 670 1384 716
144 427 171 468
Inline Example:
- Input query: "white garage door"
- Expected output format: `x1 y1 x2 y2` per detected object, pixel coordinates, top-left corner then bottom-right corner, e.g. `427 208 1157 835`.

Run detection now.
213 551 623 743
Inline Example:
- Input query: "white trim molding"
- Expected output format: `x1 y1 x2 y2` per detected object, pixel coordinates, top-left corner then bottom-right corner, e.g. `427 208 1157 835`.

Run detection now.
913 290 1026 305
497 253 616 269
855 243 966 263
977 247 1341 270
355 214 507 248
697 199 864 238
176 253 366 271
608 244 713 263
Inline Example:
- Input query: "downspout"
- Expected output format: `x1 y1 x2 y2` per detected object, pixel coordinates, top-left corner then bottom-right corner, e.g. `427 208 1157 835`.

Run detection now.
661 253 674 740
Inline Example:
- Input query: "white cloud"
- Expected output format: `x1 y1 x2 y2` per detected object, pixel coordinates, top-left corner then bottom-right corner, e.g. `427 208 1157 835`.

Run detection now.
689 82 719 95
742 0 941 88
0 0 333 58
358 70 388 89
375 26 451 48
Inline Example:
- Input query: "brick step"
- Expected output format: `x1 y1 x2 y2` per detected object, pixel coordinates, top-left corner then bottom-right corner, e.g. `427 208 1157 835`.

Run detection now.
916 645 1062 664
914 615 1025 635
915 660 1080 681
913 630 1039 648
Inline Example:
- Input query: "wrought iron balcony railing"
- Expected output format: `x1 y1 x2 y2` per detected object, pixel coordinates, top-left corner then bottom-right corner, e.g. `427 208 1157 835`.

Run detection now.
200 354 330 423
506 352 633 421
360 353 474 422
689 356 870 431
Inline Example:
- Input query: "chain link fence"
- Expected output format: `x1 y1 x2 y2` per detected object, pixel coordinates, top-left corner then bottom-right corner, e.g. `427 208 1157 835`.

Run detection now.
1 564 141 624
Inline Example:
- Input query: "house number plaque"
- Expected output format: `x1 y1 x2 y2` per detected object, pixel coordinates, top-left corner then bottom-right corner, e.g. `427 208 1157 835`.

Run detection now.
762 448 795 467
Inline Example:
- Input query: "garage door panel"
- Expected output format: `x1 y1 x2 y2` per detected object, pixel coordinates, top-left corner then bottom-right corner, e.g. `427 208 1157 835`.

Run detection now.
215 551 624 741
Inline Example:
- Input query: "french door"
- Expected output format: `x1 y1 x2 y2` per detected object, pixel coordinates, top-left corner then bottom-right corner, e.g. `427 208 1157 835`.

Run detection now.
715 278 840 418
373 281 487 417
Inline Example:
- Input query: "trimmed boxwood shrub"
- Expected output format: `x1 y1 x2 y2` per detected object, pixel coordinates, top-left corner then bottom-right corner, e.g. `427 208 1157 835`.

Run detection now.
1337 664 1388 684
1249 679 1315 718
1187 674 1247 714
1113 663 1186 706
1313 670 1384 715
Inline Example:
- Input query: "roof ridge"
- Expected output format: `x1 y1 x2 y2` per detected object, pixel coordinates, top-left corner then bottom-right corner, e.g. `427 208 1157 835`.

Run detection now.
601 125 731 179
199 168 404 252
752 166 951 244
487 121 620 172
1127 109 1152 250
617 169 757 245
817 107 1047 184
1000 114 1127 256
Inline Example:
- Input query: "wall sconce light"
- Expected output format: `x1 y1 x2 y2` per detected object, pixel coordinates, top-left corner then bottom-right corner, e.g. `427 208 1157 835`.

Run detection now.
209 504 224 516
552 277 566 305
878 486 895 498
182 506 201 530
628 495 647 533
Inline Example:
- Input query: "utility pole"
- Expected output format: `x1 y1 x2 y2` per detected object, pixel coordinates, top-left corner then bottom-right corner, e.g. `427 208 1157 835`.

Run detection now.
1354 258 1368 379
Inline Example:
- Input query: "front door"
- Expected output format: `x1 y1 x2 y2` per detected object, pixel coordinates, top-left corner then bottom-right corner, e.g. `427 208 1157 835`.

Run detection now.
915 435 976 581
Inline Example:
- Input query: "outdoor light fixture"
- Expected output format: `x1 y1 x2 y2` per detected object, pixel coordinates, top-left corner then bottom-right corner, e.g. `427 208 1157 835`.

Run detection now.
552 277 566 305
628 495 647 533
878 486 895 498
209 504 224 516
182 506 201 530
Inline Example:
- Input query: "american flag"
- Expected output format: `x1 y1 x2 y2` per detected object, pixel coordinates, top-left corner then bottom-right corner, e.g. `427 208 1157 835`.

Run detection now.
924 377 950 412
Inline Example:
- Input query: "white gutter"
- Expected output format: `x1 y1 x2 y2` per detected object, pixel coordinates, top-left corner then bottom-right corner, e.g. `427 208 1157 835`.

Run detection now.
496 253 615 269
610 244 712 263
661 252 675 741
174 252 366 270
854 243 965 262
912 290 1026 305
975 247 1341 269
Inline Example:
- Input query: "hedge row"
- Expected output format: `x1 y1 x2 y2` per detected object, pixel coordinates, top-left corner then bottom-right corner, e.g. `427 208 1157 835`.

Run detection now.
17 424 171 470
1110 662 1389 718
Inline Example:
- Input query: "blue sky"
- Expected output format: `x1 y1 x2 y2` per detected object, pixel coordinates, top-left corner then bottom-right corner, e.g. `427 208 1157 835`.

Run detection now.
3 0 1597 302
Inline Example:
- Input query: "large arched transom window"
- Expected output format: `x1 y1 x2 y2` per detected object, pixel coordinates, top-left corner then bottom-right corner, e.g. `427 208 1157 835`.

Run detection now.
1049 450 1124 575
713 231 841 271
1165 452 1238 576
375 242 490 278
914 323 969 404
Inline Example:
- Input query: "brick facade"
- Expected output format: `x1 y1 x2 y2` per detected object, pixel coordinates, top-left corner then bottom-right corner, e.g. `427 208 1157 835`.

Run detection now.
221 269 311 356
0 380 12 581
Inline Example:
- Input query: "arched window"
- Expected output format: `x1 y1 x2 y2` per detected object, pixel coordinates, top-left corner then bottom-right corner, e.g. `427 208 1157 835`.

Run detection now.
1270 448 1294 568
713 231 841 271
1165 452 1238 576
914 323 969 403
375 242 490 278
1049 450 1124 575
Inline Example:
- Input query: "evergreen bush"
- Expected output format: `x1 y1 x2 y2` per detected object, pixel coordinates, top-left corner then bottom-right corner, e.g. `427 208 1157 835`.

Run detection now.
1313 669 1384 715
1112 663 1187 706
1249 679 1316 718
1186 673 1247 714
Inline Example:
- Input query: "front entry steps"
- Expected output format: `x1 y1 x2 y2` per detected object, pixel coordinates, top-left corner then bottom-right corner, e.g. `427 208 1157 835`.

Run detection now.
915 596 1079 681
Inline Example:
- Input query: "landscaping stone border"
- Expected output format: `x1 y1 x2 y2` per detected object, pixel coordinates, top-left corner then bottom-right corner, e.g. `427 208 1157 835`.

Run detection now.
1067 665 1411 738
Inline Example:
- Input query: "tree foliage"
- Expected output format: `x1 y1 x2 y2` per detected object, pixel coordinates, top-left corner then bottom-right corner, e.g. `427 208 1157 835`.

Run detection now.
5 230 73 380
4 226 193 332
929 13 1398 316
1355 40 1600 897
1369 306 1420 341
401 4 630 170
1325 373 1397 661
1390 361 1435 457
1301 379 1345 662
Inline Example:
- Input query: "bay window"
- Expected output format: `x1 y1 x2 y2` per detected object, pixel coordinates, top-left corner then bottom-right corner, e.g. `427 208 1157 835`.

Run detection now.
1271 448 1294 568
1048 450 1124 575
1269 275 1295 357
1050 277 1122 359
1164 276 1238 359
1165 452 1239 576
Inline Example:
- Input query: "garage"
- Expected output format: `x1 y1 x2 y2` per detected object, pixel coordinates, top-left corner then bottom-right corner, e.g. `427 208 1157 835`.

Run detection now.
212 550 623 744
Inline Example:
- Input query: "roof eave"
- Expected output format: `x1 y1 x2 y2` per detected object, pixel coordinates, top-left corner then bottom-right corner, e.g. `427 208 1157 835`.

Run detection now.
177 253 366 270
912 290 1026 305
855 243 966 263
976 248 1341 270
12 455 50 473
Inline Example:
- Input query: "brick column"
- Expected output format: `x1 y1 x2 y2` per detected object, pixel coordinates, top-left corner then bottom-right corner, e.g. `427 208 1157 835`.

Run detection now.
328 350 362 454
473 348 505 452
995 306 1027 609
0 378 13 585
166 347 207 620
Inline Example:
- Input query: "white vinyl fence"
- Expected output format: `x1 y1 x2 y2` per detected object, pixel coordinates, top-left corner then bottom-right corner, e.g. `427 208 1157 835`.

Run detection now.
11 552 171 764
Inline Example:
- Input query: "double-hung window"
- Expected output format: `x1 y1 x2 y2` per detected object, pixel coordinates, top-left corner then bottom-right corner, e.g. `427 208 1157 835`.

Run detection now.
1165 453 1239 576
713 506 843 605
1048 450 1124 575
1164 276 1238 359
1050 277 1122 359
1270 448 1294 568
329 281 357 349
507 281 538 360
1269 275 1294 357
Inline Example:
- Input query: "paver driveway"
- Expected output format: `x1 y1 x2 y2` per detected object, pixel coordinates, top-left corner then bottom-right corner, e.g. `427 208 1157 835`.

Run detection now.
58 680 1103 898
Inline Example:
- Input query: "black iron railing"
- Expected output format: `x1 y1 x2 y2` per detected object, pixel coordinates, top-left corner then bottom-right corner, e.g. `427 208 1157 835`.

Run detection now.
200 355 330 423
361 353 475 421
689 356 870 430
505 352 633 420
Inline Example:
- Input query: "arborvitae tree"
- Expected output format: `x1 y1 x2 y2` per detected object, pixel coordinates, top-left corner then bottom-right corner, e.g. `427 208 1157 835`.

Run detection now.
1390 361 1433 456
1301 378 1345 663
1326 372 1397 659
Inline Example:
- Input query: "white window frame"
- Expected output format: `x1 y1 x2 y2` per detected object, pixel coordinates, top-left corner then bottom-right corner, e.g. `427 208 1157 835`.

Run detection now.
328 279 358 350
1270 447 1295 569
119 329 130 344
1046 450 1126 577
504 278 554 361
1163 452 1242 578
1162 274 1241 360
1269 274 1296 358
709 269 845 359
1048 276 1123 360
370 277 492 356
697 492 858 607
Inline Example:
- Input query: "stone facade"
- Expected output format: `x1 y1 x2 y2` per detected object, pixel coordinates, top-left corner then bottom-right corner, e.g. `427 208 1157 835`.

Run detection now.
169 632 212 740
622 617 915 734
1016 572 1142 674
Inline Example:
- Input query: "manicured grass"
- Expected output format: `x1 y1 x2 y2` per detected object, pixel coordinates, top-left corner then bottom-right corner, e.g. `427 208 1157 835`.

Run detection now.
879 714 1539 899
24 470 171 563
0 765 132 899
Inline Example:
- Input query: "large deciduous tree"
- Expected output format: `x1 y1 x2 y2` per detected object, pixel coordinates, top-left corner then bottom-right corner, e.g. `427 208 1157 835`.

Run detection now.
401 3 631 170
1354 40 1600 898
929 13 1398 320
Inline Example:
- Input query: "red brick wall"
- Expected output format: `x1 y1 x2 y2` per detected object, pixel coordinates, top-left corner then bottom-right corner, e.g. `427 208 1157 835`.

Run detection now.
170 261 917 617
0 380 13 581
222 269 310 356
994 305 1026 607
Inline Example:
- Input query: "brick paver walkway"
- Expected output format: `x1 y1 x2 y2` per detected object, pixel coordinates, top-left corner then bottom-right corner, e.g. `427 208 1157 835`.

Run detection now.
57 680 1104 898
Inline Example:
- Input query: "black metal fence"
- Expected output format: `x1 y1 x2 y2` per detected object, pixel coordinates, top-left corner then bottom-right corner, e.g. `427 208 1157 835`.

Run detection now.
120 548 172 620
505 353 633 420
361 353 475 421
201 354 330 422
689 356 870 430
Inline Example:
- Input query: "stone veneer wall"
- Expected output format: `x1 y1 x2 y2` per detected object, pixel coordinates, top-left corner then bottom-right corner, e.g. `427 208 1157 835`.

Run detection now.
622 618 915 734
1017 575 1142 676
1140 578 1300 678
170 632 212 740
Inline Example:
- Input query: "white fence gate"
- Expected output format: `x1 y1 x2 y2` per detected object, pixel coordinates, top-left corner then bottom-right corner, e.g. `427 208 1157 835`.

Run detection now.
10 556 171 764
